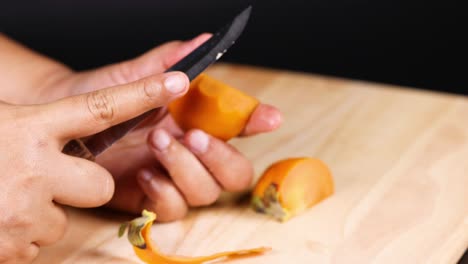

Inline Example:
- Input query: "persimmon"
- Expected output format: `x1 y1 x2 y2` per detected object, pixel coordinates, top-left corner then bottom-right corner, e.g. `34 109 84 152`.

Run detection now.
119 210 270 264
168 74 259 141
251 158 334 222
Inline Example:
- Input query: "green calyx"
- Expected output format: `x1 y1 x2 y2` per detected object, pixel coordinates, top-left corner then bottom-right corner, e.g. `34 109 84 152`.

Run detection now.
118 210 157 249
251 184 290 222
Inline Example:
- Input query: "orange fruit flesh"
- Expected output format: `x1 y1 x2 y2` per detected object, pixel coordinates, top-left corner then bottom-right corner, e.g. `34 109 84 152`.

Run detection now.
252 158 303 198
168 74 259 141
279 158 334 215
252 158 334 221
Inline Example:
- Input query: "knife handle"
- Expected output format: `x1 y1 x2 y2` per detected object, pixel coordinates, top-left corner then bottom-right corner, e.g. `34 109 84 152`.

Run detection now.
62 139 95 161
61 107 167 161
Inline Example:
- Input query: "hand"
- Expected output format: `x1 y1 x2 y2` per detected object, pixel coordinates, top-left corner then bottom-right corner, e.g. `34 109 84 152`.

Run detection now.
0 33 282 223
0 71 190 263
98 104 281 221
72 35 283 221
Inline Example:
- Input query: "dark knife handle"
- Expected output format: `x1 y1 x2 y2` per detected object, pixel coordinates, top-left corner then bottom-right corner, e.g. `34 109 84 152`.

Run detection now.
62 107 167 160
61 6 251 160
62 139 95 161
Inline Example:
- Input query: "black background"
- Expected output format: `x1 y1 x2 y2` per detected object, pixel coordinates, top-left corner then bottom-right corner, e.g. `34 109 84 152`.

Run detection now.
1 1 467 262
1 0 466 94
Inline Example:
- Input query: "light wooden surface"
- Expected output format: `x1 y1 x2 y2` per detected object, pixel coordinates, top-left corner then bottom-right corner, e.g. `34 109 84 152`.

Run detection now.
34 64 468 264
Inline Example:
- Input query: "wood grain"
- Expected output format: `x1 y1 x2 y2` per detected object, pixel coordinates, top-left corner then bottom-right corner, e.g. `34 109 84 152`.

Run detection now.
34 64 468 264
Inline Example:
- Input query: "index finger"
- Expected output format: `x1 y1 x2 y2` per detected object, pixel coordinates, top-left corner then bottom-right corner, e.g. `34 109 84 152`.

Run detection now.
41 72 189 142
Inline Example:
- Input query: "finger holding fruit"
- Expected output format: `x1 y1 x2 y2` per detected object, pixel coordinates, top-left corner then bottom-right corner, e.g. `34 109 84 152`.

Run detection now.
134 74 283 221
169 74 282 140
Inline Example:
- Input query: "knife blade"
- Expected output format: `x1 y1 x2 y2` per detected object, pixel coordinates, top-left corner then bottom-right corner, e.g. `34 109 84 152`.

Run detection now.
62 6 252 160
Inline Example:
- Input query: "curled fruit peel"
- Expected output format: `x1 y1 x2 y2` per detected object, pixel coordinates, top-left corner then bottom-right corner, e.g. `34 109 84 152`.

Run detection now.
119 210 270 264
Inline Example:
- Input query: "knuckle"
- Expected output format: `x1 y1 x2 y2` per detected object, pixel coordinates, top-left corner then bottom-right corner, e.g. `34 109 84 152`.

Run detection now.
0 240 38 264
188 187 220 206
142 184 188 222
21 244 39 263
0 211 33 232
224 171 253 192
222 156 254 192
47 211 68 245
18 172 42 193
109 61 138 84
154 202 188 222
160 208 187 222
140 77 162 102
32 137 49 150
86 91 116 124
7 106 43 135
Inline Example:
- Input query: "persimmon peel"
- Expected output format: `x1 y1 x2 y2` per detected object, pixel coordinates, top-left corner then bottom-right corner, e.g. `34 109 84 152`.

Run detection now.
119 210 270 264
168 74 259 141
252 158 334 222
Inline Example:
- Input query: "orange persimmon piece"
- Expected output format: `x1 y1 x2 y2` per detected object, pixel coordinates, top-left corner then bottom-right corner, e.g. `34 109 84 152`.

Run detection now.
168 74 259 141
119 210 270 264
251 158 334 222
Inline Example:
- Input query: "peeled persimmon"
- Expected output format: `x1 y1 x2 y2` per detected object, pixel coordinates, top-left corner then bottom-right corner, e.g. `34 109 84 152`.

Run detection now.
119 210 270 264
168 74 259 141
251 158 334 222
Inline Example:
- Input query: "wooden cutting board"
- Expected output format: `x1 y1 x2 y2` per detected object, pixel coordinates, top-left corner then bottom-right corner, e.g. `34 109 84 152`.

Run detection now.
34 64 468 264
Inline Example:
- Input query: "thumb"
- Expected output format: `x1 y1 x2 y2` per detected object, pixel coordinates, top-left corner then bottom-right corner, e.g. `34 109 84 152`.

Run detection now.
41 71 189 141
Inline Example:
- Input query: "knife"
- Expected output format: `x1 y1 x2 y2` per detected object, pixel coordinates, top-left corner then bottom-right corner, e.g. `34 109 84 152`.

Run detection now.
62 6 252 160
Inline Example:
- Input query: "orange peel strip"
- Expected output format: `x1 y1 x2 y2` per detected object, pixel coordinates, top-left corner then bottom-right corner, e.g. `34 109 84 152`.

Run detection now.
119 210 270 264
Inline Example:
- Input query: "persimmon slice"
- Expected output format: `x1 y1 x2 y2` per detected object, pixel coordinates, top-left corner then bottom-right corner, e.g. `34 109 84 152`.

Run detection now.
252 158 334 222
168 74 259 141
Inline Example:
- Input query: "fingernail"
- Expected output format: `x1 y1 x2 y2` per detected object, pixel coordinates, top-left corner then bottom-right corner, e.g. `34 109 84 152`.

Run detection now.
139 169 153 182
164 73 188 94
151 129 171 151
268 111 283 129
188 129 209 153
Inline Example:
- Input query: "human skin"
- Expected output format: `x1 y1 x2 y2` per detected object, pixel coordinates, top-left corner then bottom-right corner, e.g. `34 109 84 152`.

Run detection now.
0 33 282 263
